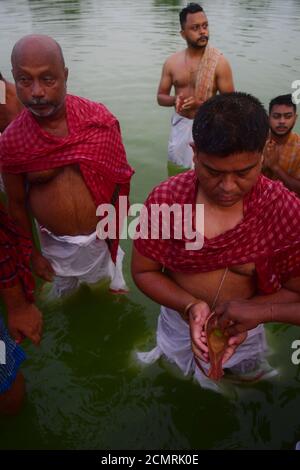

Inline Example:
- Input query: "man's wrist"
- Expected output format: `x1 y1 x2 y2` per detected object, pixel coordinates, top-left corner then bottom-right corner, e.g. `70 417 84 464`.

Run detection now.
182 300 203 322
1 283 29 313
262 303 275 323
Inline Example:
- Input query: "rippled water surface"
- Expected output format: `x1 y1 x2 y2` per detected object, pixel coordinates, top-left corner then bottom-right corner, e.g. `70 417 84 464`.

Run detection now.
1 0 300 450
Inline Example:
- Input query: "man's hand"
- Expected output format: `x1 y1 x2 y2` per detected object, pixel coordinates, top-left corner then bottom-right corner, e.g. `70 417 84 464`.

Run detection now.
222 331 247 365
263 140 280 170
32 251 55 282
176 95 203 113
215 300 267 336
8 303 43 345
188 301 211 363
181 96 203 111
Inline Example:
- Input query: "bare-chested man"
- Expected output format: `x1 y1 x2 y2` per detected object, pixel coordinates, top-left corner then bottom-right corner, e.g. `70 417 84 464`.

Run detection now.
263 94 300 196
157 3 234 171
0 35 134 298
0 72 23 133
132 92 300 392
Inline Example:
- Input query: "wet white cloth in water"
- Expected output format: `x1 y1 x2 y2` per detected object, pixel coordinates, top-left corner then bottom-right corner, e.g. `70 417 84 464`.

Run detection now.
168 112 194 169
137 305 268 393
39 226 127 298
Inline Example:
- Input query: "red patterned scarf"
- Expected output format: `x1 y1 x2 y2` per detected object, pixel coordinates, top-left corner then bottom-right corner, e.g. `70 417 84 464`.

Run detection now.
0 95 134 262
135 171 300 294
0 203 34 301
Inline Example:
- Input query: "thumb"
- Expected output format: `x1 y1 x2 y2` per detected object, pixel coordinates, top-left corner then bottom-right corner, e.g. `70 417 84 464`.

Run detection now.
227 328 246 344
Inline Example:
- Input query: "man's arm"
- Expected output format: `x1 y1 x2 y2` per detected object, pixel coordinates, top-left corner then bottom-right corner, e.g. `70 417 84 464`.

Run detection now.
215 55 235 94
271 166 300 195
216 278 300 334
3 173 55 281
1 282 42 345
157 59 176 107
131 246 199 314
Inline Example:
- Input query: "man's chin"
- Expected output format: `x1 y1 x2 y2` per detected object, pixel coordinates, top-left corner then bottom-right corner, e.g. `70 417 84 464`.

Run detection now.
272 128 291 138
215 196 240 207
28 106 56 118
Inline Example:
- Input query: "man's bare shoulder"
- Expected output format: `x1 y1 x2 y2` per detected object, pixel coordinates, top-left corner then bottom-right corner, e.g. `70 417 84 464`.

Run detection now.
164 50 186 70
215 54 231 74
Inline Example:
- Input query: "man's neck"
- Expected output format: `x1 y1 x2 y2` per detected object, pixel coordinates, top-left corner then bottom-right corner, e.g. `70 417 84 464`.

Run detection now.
33 101 68 136
186 45 207 59
271 130 292 145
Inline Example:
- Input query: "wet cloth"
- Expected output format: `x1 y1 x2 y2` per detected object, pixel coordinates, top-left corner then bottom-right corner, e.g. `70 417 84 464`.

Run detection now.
167 46 222 169
0 94 134 263
0 315 25 394
135 171 300 294
168 112 194 169
263 132 300 179
137 306 269 393
39 226 127 298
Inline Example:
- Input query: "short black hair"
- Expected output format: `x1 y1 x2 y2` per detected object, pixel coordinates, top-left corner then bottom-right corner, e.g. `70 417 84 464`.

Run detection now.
179 3 204 29
269 94 296 114
0 72 3 81
192 92 269 156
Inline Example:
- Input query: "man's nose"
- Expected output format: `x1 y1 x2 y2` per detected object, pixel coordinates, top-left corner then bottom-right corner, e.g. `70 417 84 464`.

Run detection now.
31 80 45 98
220 174 237 192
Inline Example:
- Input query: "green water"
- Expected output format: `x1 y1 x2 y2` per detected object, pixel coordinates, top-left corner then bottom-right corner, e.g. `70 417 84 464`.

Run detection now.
1 0 300 450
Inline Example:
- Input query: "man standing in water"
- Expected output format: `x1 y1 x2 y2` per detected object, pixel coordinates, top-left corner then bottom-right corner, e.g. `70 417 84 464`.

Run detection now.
263 94 300 195
132 93 300 391
157 3 234 171
0 35 134 298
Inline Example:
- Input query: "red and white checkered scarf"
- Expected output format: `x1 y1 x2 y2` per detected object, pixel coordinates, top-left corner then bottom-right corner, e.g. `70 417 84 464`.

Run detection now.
135 171 300 294
0 203 34 301
0 94 134 262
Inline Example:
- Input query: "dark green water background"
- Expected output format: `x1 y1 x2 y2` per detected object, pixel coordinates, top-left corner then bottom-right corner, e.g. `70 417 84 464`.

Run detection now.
1 0 300 450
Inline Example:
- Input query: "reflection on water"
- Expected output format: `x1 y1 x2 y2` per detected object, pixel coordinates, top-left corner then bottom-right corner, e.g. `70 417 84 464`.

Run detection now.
0 0 300 450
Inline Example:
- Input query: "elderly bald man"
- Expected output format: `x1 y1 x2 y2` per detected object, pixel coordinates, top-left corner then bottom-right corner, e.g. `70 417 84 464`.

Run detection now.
0 35 134 298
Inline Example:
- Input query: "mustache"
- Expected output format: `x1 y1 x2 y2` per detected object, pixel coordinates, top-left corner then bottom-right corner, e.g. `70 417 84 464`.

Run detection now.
199 35 209 41
27 99 51 106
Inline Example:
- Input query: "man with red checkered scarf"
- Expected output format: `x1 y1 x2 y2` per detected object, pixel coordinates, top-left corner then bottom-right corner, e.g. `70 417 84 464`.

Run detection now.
132 92 300 391
0 35 134 298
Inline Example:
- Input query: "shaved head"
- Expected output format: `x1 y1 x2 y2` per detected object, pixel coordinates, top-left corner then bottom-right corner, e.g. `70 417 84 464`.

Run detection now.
11 34 65 70
11 34 68 119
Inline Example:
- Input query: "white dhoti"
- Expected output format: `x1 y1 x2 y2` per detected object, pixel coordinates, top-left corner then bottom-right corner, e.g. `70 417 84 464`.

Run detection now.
168 112 194 169
137 306 274 393
39 226 127 298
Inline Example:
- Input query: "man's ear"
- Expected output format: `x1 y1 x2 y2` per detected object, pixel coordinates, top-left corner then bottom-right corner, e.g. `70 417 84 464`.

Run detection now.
64 67 69 82
180 29 186 41
190 142 197 165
